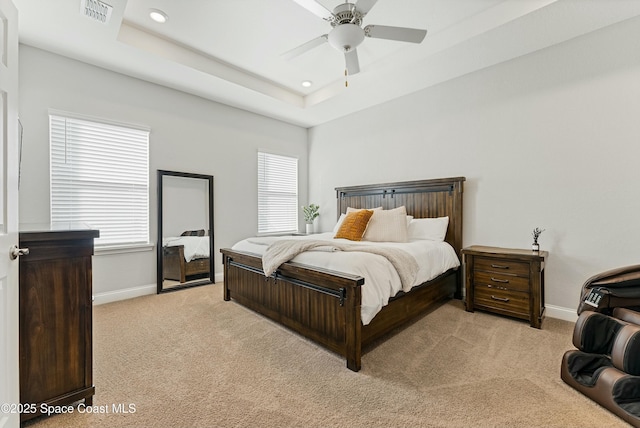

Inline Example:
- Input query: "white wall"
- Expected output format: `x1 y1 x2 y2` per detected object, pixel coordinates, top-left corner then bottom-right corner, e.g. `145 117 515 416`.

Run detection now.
18 45 308 300
308 16 640 318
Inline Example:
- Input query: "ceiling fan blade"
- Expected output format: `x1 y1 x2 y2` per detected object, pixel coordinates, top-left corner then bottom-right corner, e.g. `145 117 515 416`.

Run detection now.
281 35 328 60
293 0 335 21
355 0 379 16
345 49 360 75
364 25 427 43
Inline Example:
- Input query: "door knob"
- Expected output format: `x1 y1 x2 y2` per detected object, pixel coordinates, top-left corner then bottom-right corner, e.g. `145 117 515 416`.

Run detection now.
10 245 29 260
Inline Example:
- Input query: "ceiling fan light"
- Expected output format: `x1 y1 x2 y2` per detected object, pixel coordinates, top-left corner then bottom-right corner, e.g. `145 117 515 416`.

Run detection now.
328 24 365 52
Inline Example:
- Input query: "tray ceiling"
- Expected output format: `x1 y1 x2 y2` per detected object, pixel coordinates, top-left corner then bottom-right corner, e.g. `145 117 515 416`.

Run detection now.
13 0 640 127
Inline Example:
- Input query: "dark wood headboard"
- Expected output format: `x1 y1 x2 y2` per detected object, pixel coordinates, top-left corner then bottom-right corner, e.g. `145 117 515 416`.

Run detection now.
335 177 465 256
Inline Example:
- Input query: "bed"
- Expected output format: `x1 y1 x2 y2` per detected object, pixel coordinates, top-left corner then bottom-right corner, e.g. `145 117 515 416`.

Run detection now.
221 177 465 371
163 235 211 283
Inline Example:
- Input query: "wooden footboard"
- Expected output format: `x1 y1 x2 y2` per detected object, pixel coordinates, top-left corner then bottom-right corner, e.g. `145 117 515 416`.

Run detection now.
222 249 366 371
222 248 458 371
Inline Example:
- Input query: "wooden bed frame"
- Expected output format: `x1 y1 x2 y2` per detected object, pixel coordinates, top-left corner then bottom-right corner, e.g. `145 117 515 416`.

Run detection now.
163 245 211 283
221 177 465 371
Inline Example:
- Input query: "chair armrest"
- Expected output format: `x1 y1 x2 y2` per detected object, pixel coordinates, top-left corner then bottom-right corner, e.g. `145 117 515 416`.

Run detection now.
613 307 640 326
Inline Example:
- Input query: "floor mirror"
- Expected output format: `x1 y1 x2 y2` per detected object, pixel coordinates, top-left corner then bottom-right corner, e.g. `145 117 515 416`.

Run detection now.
157 170 214 293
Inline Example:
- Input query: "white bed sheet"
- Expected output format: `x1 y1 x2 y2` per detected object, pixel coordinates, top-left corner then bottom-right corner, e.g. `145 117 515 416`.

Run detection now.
163 236 210 262
231 232 460 325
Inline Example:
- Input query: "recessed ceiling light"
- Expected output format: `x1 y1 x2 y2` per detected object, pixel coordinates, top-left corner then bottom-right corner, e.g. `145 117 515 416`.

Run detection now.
301 80 313 88
149 9 168 23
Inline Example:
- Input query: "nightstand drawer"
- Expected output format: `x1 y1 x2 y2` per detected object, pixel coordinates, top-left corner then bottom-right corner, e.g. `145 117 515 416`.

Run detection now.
473 271 530 293
474 286 529 315
474 257 530 277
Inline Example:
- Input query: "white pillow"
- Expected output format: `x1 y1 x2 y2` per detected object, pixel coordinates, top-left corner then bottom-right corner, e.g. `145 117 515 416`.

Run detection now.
407 217 449 241
362 206 408 242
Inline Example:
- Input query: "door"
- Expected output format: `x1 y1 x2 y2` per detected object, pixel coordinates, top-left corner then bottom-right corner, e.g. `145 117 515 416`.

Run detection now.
0 0 19 427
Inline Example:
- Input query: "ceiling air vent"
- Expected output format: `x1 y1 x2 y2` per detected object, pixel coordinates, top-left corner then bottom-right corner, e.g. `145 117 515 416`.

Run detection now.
81 0 113 24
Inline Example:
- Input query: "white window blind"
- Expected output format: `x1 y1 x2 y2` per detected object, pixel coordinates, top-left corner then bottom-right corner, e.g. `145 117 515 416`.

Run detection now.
50 113 149 246
258 151 298 234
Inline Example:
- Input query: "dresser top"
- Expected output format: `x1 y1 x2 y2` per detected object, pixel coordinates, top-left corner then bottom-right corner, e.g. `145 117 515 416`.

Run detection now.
19 223 99 241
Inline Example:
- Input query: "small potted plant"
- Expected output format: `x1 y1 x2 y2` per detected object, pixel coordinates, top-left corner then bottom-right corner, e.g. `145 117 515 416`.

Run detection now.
302 203 320 234
532 227 545 251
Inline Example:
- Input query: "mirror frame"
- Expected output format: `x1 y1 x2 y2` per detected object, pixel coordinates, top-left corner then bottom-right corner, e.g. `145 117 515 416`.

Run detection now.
157 170 214 293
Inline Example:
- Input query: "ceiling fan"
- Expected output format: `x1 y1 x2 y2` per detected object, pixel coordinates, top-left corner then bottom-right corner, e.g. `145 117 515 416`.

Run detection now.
284 0 427 76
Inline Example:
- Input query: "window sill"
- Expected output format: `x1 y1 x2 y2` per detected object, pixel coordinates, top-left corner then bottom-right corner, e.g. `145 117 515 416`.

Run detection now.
95 242 155 256
257 231 298 237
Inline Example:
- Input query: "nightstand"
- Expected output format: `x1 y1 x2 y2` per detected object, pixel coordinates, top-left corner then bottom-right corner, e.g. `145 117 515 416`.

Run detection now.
462 245 548 328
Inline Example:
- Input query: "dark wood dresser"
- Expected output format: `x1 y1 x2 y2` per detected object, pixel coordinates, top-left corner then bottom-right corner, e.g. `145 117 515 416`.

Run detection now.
19 226 99 422
462 245 548 328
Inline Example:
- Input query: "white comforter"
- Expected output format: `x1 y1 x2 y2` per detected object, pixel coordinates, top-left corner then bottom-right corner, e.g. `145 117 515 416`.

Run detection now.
231 232 460 325
163 236 210 262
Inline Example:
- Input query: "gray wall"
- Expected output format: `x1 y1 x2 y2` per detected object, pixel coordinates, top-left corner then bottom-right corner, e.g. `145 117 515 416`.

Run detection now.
308 16 640 319
18 45 308 302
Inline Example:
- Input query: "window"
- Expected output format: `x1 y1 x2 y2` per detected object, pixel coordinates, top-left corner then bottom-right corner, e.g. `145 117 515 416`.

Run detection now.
257 151 298 234
50 112 149 247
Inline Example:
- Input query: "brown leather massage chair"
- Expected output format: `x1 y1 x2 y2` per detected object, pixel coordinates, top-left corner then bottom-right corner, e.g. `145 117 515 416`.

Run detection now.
576 264 640 315
561 264 640 427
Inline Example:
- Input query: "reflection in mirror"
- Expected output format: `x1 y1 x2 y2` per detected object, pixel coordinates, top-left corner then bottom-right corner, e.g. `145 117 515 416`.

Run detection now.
157 170 214 293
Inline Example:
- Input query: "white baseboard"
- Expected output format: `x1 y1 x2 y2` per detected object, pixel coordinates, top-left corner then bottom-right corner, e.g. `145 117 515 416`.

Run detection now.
93 273 224 306
546 304 578 323
93 284 156 305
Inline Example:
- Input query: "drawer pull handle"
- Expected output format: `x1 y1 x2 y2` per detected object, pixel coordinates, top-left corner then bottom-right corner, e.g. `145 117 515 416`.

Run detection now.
491 295 510 302
488 284 508 291
490 277 509 283
491 264 510 269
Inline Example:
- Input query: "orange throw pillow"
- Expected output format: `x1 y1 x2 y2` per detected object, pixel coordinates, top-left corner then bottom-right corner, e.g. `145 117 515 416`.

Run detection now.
334 209 374 241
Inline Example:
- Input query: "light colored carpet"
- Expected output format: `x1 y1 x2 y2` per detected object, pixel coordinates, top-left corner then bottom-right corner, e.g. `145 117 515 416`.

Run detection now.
25 283 629 427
